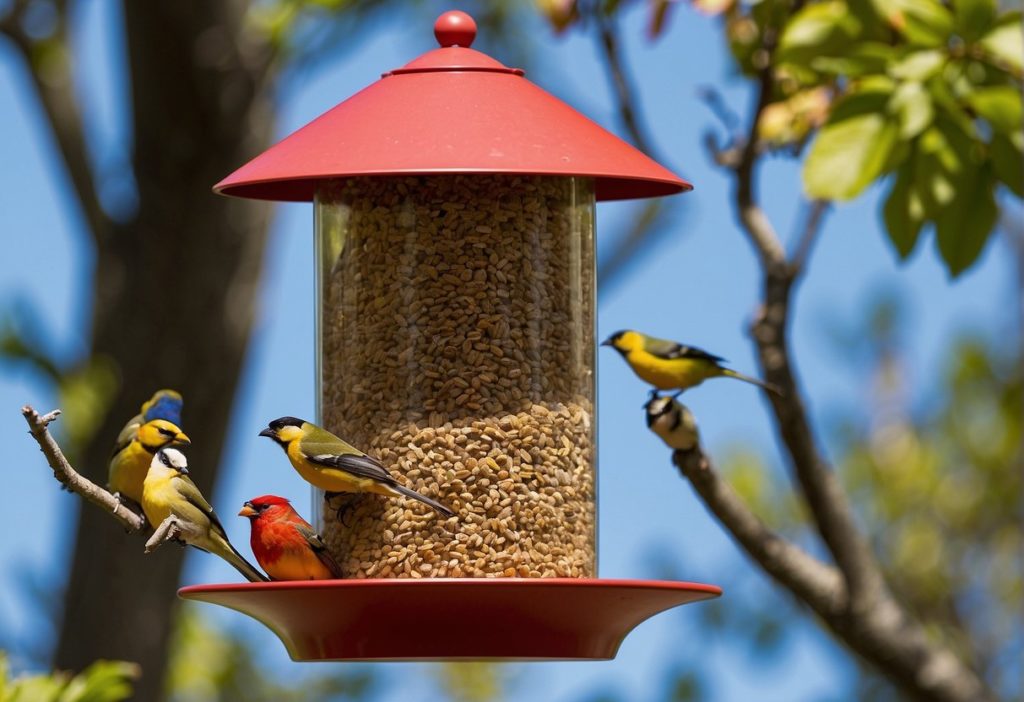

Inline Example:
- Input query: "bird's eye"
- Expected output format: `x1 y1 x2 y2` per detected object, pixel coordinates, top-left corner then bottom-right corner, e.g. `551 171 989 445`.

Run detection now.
159 428 173 436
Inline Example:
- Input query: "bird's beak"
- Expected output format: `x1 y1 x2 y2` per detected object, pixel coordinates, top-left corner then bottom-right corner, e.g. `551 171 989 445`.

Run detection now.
238 504 257 518
175 432 191 446
178 466 190 476
258 428 275 439
600 338 612 347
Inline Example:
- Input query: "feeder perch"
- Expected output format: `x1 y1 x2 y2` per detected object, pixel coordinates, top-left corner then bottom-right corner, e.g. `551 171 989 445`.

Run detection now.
181 10 719 661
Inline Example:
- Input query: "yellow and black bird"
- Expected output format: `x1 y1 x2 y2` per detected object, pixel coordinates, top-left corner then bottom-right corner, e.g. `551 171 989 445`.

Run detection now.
108 390 188 506
142 448 268 582
259 417 455 518
644 392 699 451
602 330 779 396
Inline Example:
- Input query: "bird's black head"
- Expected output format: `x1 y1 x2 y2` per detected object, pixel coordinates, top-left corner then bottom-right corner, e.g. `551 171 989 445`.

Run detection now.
259 416 306 445
601 330 626 347
270 416 304 430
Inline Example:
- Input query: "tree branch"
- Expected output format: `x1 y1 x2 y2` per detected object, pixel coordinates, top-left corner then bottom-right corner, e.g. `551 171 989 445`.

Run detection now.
688 11 996 698
791 199 829 276
22 404 190 556
589 5 678 291
592 8 661 161
0 3 114 245
22 405 145 531
145 516 184 553
673 445 845 614
672 444 995 702
720 31 884 609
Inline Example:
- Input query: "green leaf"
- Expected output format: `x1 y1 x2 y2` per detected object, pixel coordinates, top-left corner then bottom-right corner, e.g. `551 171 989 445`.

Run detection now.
872 0 954 46
978 11 1024 74
991 130 1024 196
803 90 899 200
811 42 894 76
883 159 926 258
777 0 861 62
890 81 935 138
915 119 974 215
935 162 998 276
60 661 138 702
953 0 996 41
889 49 946 80
966 85 1023 133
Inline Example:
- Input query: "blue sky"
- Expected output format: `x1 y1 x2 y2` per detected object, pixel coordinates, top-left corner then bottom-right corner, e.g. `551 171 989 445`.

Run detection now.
0 1 1016 700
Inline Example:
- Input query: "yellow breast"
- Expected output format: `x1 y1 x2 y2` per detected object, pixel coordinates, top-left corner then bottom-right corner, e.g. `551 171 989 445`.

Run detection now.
627 350 717 391
141 472 175 529
108 441 152 505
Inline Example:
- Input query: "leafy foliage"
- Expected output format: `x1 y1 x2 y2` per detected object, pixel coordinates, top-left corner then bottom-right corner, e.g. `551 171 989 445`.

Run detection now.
0 654 138 702
165 606 376 702
538 0 1021 276
771 0 1022 275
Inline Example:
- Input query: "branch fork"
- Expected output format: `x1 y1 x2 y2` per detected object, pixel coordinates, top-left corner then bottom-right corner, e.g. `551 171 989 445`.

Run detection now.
22 405 182 553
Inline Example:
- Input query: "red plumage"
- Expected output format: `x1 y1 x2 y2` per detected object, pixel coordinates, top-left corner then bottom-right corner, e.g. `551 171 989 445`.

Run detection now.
239 495 341 581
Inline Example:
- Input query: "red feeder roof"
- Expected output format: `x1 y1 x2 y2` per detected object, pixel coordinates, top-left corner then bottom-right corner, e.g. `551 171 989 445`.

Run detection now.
215 11 691 202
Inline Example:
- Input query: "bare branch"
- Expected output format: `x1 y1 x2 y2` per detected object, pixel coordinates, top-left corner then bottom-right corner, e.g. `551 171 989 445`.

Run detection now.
0 4 114 245
673 445 845 613
791 199 829 275
734 66 787 266
592 9 662 161
672 443 995 702
705 24 883 608
597 200 668 287
22 405 146 532
145 516 184 553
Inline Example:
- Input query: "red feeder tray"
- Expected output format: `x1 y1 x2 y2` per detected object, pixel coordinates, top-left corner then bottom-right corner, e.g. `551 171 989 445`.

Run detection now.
179 578 721 661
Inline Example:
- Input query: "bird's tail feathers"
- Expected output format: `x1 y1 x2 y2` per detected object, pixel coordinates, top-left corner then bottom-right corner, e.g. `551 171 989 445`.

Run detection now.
722 369 782 396
393 484 455 519
212 533 269 582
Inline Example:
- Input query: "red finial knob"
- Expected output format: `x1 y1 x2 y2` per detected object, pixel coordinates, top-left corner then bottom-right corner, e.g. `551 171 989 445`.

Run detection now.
434 10 476 48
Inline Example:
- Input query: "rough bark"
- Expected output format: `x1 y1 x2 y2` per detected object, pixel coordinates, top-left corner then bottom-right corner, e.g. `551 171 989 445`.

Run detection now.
46 3 274 700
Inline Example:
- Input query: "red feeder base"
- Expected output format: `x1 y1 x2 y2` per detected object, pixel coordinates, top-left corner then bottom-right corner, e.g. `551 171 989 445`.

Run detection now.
178 578 721 661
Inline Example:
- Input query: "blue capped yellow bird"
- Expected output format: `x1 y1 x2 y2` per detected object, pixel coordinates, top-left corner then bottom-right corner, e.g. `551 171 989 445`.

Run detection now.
602 330 779 396
259 417 455 519
108 390 188 506
143 448 267 582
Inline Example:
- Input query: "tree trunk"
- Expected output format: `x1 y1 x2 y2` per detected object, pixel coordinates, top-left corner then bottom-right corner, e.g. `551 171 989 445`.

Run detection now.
53 3 274 700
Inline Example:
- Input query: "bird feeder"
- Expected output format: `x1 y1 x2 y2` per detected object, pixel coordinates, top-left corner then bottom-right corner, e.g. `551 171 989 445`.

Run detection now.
181 10 719 660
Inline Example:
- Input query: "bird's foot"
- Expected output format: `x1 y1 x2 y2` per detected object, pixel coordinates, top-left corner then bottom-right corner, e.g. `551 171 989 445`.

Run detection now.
325 491 363 528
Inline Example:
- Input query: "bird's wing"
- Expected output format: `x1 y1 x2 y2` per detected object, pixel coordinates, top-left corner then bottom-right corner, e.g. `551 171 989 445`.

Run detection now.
294 522 343 577
646 337 726 364
110 413 143 458
306 450 397 485
293 521 330 553
173 475 227 536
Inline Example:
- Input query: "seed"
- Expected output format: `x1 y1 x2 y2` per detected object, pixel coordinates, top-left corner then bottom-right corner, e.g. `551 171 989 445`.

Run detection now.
318 175 596 579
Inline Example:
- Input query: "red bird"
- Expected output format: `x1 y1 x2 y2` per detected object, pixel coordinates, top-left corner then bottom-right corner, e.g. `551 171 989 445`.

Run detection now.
238 495 342 581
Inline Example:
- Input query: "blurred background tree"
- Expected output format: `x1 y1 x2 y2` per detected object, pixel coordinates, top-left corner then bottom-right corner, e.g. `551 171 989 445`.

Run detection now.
1 0 1020 701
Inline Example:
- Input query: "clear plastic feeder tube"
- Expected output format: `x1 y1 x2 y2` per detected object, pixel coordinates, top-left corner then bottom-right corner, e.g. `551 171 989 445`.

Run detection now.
315 174 596 578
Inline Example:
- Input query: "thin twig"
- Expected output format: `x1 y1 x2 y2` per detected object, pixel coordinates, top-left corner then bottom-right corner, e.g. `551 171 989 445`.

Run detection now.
145 516 184 553
592 9 662 161
597 199 667 287
790 199 829 275
22 405 146 532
